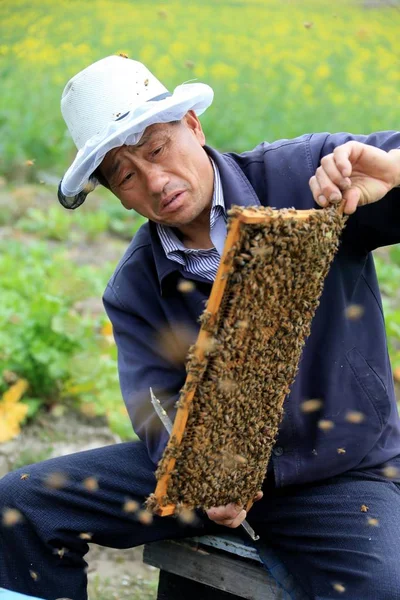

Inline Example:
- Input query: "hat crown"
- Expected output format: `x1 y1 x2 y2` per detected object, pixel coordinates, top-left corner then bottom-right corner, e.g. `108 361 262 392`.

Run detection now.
61 56 168 149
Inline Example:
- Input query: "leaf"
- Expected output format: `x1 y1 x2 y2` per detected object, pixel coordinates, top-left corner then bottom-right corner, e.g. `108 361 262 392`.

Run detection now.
23 397 43 419
0 401 28 442
101 321 113 338
1 378 29 404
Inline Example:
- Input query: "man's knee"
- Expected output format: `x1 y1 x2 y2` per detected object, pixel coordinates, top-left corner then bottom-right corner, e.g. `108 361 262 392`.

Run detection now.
0 464 49 519
0 469 27 511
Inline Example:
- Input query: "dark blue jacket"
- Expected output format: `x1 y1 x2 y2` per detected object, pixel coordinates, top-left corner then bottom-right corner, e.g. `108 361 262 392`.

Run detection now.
103 131 400 487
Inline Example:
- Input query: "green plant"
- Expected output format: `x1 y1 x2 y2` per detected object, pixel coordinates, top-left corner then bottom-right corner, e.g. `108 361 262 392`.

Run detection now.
16 205 74 241
375 253 400 369
0 239 130 436
103 202 147 240
75 209 111 241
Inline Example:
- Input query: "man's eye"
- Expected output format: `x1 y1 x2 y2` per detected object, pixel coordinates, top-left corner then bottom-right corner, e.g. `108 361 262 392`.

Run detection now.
123 173 133 182
151 146 163 158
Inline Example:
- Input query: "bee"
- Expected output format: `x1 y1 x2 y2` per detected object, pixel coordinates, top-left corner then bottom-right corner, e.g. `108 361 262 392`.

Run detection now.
82 477 99 492
345 411 365 424
123 499 140 513
2 508 23 527
301 399 323 413
318 420 334 431
382 465 399 479
138 510 153 525
177 279 195 293
345 304 365 320
44 472 68 490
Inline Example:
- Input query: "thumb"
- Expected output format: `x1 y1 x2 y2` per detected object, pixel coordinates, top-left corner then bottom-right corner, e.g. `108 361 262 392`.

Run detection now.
342 187 361 215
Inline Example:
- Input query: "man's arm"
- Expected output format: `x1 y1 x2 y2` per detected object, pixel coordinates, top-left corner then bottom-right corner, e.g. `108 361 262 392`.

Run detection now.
103 282 187 465
308 131 400 251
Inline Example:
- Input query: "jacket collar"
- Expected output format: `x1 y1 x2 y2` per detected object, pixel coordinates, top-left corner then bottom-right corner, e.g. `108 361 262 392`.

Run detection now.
149 145 260 294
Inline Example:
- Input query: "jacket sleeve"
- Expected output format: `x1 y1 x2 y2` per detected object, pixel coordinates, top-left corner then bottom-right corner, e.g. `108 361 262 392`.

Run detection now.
103 281 187 466
308 131 400 251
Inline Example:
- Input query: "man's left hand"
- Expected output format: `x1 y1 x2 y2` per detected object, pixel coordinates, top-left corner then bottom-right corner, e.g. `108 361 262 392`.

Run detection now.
309 141 400 215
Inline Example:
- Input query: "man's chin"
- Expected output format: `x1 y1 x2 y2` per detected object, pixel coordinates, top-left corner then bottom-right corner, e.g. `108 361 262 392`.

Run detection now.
158 217 193 228
157 210 198 228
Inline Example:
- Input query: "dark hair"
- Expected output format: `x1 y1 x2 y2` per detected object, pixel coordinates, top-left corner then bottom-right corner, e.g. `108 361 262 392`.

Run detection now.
92 166 110 189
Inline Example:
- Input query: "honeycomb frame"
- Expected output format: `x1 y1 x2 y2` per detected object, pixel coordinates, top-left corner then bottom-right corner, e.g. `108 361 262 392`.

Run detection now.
148 205 346 516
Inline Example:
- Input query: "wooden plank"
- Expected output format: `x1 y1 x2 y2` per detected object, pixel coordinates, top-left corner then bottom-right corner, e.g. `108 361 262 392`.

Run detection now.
190 533 262 562
157 570 252 600
143 540 283 600
239 206 344 224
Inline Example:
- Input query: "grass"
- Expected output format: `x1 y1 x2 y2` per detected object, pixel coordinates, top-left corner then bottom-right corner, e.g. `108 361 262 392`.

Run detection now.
0 0 399 180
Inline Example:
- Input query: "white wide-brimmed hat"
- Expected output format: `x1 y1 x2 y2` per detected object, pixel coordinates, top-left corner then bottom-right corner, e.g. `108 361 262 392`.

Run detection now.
58 55 214 209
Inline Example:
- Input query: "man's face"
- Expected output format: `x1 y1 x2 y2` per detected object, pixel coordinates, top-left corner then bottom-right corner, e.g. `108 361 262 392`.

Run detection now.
100 111 214 227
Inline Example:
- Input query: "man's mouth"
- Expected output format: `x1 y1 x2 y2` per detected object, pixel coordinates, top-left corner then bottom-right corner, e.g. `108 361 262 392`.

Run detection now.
160 191 186 214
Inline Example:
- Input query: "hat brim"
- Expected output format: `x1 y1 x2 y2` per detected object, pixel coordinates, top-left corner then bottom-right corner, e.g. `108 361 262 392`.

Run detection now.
59 82 213 208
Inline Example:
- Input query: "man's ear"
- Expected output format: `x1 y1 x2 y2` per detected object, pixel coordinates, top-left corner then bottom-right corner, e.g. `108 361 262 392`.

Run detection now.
183 110 206 146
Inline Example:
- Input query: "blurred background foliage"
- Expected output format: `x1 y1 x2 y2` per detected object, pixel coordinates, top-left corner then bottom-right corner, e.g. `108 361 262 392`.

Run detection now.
0 0 399 442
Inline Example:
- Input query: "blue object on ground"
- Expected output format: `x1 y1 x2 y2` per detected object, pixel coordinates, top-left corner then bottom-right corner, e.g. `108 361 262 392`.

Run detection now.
0 589 44 599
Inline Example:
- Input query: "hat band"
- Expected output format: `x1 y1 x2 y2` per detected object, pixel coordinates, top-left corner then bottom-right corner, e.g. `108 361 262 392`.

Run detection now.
115 92 172 121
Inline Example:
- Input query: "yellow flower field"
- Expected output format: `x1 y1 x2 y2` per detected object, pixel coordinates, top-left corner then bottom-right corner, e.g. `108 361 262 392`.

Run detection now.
0 0 399 177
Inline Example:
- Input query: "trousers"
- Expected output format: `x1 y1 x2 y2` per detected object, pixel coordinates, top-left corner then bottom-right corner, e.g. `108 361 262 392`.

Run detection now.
1 439 400 600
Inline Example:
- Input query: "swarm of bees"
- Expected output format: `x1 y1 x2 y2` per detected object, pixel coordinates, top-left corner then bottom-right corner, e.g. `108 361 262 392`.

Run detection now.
148 205 347 513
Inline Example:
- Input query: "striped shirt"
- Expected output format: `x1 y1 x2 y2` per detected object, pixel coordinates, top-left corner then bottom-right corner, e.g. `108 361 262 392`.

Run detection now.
156 159 226 281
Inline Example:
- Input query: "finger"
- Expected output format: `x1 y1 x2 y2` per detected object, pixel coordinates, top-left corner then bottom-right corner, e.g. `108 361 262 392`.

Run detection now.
342 187 361 214
320 155 352 190
314 165 343 203
206 503 243 522
253 491 263 502
226 509 247 528
309 175 327 207
333 144 354 178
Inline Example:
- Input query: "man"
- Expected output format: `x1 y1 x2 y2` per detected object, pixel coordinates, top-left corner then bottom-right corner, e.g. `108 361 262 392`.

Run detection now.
1 54 400 600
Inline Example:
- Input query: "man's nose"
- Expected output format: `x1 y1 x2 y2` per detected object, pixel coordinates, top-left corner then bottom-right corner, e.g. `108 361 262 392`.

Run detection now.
144 163 170 195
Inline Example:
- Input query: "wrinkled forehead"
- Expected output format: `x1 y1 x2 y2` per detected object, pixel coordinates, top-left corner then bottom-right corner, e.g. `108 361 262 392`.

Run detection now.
99 121 179 184
103 120 182 166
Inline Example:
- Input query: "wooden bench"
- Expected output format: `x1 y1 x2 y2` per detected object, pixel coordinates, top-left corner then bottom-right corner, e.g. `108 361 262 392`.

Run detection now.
143 533 307 599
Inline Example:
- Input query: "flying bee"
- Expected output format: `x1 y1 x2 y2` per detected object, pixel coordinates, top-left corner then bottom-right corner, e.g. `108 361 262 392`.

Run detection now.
82 477 99 492
2 508 23 527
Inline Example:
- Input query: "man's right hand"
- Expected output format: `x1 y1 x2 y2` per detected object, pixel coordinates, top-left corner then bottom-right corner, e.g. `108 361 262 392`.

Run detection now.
206 491 263 528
